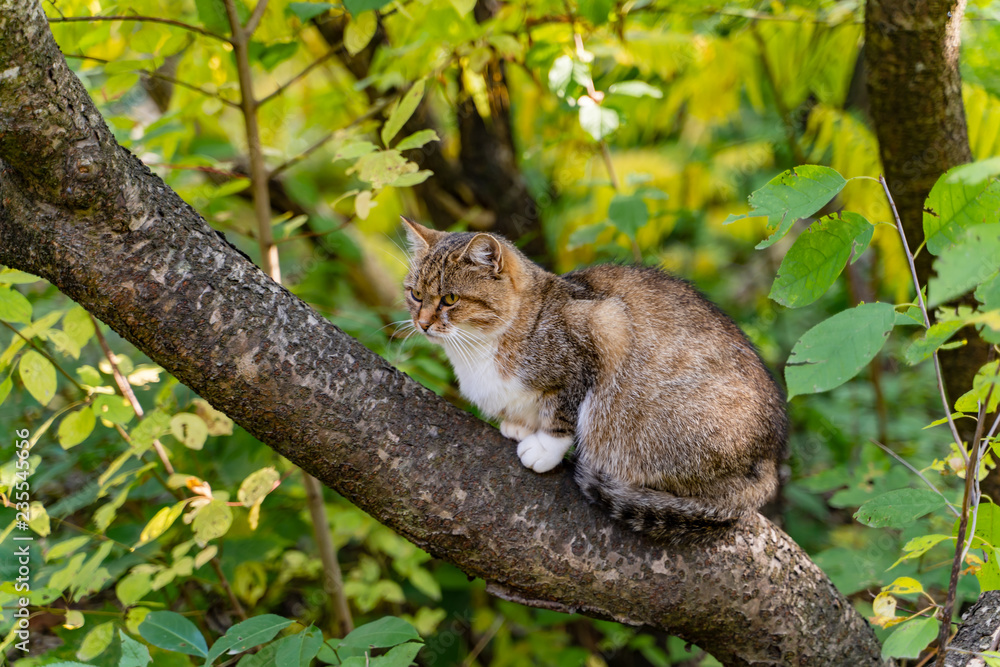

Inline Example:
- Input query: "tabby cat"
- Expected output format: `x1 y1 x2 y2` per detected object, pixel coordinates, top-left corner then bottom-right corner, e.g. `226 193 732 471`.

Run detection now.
401 217 787 539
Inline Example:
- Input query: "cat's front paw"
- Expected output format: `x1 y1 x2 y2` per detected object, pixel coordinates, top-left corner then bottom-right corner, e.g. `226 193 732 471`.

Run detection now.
500 420 534 441
517 433 574 473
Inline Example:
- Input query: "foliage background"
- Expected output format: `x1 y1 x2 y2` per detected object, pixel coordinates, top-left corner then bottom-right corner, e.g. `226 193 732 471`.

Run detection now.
2 0 1000 664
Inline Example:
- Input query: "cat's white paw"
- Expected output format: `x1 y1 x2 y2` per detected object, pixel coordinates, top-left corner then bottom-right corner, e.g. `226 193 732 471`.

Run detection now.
517 433 573 473
500 420 534 441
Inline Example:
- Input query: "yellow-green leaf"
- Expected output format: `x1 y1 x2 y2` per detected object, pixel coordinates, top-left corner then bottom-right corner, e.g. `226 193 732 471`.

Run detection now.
171 413 208 450
192 499 233 543
139 502 187 544
19 350 56 406
58 407 96 449
344 11 377 56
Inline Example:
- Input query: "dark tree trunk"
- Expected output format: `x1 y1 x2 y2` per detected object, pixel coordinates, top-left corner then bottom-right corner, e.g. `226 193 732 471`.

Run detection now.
0 2 892 664
864 0 996 493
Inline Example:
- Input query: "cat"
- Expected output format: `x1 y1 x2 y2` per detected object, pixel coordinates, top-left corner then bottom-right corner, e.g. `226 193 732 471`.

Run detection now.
400 216 788 539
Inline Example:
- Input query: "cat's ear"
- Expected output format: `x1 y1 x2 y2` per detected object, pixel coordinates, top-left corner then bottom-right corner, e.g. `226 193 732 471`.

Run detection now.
461 234 504 274
400 216 443 255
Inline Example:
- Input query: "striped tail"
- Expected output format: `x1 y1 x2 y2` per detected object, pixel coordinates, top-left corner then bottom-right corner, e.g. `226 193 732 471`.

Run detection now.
574 461 747 543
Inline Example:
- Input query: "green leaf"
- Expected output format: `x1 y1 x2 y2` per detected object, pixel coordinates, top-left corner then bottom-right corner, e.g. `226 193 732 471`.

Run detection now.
880 616 939 660
171 413 209 450
344 0 392 16
334 141 379 162
0 374 12 405
395 129 440 151
724 166 848 250
890 534 953 569
77 621 115 661
944 157 1000 185
93 394 136 425
117 570 153 607
923 168 1000 255
607 195 648 240
249 41 300 71
274 626 324 667
566 223 609 250
376 642 424 667
120 629 152 667
785 302 895 399
341 617 420 650
971 503 1000 592
58 406 96 449
204 614 293 665
192 499 234 543
349 150 417 189
903 319 965 365
19 349 56 405
578 0 615 25
854 489 946 528
0 287 32 323
769 212 873 308
130 409 171 453
139 502 186 544
238 467 280 507
607 81 662 98
381 80 426 147
196 0 242 34
0 268 43 284
345 11 377 56
389 170 433 188
578 104 619 141
46 535 90 561
928 224 1000 307
139 611 208 658
286 2 336 21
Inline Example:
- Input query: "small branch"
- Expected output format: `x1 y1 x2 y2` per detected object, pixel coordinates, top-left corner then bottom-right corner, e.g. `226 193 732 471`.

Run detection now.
880 175 965 453
258 48 340 107
0 319 86 394
871 440 959 517
63 54 241 108
244 0 270 35
210 556 248 621
48 15 230 44
462 616 504 667
303 474 354 635
91 314 175 475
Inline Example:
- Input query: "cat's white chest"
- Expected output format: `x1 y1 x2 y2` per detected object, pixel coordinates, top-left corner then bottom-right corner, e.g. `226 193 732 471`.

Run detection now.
443 339 540 427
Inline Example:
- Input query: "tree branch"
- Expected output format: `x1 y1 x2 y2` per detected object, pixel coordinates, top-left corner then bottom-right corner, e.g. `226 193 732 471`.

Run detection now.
0 1 891 663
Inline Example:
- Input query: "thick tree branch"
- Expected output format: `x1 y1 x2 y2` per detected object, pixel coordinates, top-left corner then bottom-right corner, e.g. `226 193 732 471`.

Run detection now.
0 2 891 664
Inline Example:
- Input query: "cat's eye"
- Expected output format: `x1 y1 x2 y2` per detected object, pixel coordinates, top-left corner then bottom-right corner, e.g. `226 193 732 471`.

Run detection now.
409 289 423 301
442 293 459 306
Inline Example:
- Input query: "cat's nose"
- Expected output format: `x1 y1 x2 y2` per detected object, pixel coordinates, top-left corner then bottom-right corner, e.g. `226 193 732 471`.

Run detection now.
416 317 432 331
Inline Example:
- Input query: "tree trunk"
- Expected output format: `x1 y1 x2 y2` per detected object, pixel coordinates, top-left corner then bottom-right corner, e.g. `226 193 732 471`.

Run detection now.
864 0 995 474
0 1 891 664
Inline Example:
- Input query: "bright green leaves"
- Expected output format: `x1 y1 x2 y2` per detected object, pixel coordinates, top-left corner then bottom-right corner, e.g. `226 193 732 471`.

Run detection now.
880 616 940 661
785 302 895 399
927 224 1000 307
58 406 96 449
769 212 873 308
345 11 378 56
854 489 947 528
192 498 234 543
395 129 440 152
286 2 336 21
382 80 426 148
724 166 848 249
139 611 208 658
0 286 32 323
171 413 209 450
607 195 648 240
19 349 56 406
203 614 292 665
923 167 1000 255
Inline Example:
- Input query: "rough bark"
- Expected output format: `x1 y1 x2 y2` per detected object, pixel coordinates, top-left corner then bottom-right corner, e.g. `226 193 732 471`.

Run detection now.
0 2 893 664
943 591 1000 666
864 0 996 477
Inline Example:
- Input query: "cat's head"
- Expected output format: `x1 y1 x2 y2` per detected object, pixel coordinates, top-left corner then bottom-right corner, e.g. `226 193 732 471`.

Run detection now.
401 217 526 343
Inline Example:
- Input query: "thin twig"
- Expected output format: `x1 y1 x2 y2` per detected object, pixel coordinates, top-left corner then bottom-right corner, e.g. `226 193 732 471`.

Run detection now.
91 314 175 475
48 15 230 43
244 0 270 35
63 53 240 107
258 48 340 107
210 556 248 621
871 440 959 517
880 175 966 455
462 616 504 667
303 475 354 634
0 320 86 393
